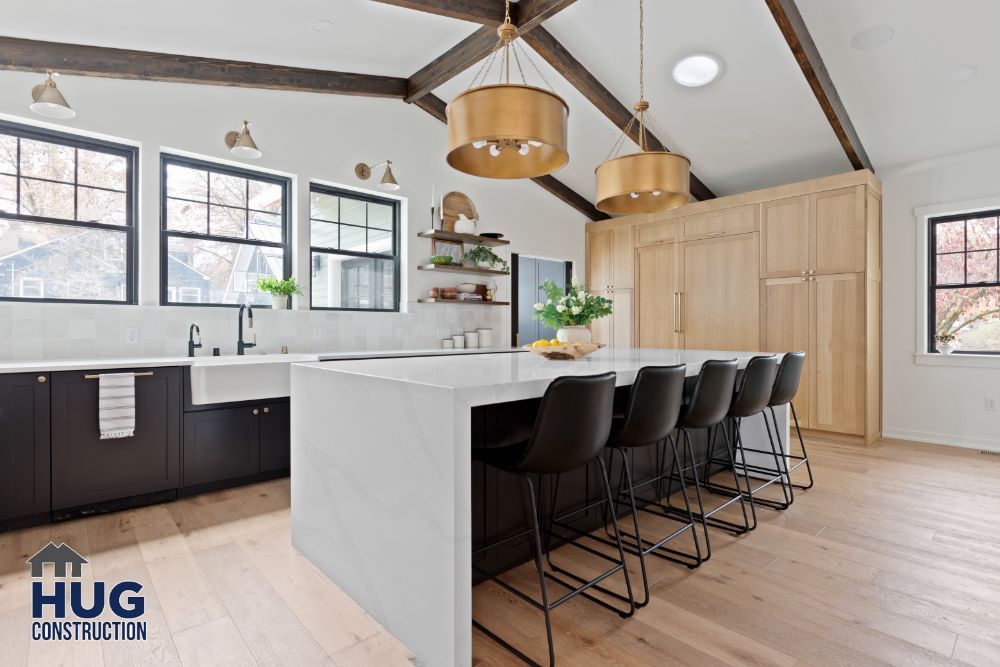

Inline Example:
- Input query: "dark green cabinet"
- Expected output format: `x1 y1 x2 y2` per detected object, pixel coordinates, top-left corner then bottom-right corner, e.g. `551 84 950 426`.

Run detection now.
0 373 51 522
50 367 181 510
182 400 289 487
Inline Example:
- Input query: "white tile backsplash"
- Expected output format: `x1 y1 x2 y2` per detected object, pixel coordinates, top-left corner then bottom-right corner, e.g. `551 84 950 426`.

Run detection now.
0 301 507 362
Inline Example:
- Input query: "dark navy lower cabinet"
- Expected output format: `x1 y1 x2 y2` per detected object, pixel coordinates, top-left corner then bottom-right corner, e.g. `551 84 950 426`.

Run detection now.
50 367 182 511
183 406 260 486
182 400 290 487
259 402 291 472
0 373 51 523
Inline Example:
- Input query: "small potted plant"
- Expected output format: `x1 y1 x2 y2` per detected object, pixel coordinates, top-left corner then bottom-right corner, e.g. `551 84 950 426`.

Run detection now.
935 331 957 355
463 246 509 273
534 278 612 344
256 276 303 310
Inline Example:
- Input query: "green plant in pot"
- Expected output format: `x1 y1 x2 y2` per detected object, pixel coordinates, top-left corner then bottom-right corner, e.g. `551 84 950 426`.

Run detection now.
533 278 612 344
256 276 303 310
463 246 509 273
934 331 956 355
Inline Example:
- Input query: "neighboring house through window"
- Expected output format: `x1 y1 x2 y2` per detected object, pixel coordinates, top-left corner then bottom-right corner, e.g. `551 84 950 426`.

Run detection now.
0 120 137 303
928 209 1000 353
309 184 400 311
160 154 290 306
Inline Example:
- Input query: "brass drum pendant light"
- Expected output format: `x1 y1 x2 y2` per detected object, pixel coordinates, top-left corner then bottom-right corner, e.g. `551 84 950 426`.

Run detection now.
595 0 691 215
446 0 569 179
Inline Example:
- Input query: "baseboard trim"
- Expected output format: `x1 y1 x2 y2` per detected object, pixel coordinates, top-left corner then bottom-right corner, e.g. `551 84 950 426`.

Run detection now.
881 428 1000 451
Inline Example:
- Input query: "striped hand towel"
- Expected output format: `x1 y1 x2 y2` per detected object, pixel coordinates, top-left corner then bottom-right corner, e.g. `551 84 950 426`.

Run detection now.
98 373 137 439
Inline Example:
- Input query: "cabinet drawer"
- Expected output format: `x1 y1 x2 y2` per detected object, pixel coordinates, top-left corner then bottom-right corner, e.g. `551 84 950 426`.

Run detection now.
51 367 181 510
682 205 759 241
183 406 260 487
634 220 675 246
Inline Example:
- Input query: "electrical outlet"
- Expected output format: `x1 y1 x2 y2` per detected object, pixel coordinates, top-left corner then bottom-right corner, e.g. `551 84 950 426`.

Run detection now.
125 326 140 345
987 396 998 412
312 327 322 341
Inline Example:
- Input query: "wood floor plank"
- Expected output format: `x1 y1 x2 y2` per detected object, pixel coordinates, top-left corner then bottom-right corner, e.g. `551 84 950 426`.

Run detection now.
194 542 331 665
171 616 257 667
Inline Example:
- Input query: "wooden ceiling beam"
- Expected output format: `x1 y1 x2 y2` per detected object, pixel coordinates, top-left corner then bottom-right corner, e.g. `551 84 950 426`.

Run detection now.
413 94 608 220
521 27 715 201
0 36 408 98
765 0 873 171
403 0 576 103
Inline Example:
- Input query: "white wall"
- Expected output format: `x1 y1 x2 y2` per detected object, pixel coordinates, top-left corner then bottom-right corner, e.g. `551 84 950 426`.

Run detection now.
0 72 587 359
881 144 1000 448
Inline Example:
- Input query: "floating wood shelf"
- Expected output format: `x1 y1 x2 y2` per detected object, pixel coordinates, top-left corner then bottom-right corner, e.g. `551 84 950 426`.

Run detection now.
417 229 510 247
417 263 509 277
417 299 510 306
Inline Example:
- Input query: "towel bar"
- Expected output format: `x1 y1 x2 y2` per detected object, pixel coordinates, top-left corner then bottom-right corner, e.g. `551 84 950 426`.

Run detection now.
83 371 155 380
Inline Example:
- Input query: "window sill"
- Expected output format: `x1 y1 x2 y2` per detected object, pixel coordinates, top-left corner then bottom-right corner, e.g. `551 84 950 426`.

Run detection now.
913 353 1000 368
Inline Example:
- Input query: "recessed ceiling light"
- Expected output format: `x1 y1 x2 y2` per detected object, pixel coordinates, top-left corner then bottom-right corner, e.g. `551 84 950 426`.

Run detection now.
672 53 724 88
312 19 334 32
734 128 756 141
948 66 978 82
850 25 895 51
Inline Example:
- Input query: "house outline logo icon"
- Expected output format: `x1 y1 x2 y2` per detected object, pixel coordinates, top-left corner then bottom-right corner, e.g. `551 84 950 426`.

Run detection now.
26 542 89 578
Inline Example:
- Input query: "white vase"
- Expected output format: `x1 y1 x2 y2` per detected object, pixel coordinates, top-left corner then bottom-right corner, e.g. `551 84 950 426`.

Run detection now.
938 342 955 355
454 216 476 235
477 261 493 270
270 294 288 310
557 325 592 344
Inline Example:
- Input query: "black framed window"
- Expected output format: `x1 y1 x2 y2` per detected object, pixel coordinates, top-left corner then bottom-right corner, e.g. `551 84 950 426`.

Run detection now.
0 120 137 304
309 184 399 311
160 155 290 306
928 210 1000 353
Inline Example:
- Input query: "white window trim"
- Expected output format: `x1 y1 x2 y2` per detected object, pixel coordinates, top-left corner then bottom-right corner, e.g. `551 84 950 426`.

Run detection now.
914 195 1000 367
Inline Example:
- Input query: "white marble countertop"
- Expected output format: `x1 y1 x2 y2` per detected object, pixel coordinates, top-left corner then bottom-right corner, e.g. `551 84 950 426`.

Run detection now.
0 347 519 374
294 347 776 407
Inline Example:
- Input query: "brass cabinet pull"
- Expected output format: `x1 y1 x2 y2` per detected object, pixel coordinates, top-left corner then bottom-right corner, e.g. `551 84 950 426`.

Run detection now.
37 375 46 383
677 292 683 333
253 408 259 415
84 371 154 380
263 407 270 414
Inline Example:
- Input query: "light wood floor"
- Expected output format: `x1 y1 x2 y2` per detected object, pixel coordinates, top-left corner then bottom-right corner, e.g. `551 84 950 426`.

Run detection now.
2 436 1000 666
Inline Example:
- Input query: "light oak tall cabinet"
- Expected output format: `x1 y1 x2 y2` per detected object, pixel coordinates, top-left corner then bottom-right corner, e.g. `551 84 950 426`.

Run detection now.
587 170 882 444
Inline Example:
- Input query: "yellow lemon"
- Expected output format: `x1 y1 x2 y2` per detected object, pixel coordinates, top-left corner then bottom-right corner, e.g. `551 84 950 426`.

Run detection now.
549 338 560 346
532 339 550 347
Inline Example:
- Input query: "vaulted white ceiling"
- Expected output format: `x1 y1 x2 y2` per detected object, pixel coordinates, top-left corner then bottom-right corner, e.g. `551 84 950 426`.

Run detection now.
2 0 997 204
797 0 1000 169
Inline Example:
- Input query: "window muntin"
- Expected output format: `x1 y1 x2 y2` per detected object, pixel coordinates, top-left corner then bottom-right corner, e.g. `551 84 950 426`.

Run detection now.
309 185 400 311
929 210 1000 353
0 121 136 303
161 155 290 307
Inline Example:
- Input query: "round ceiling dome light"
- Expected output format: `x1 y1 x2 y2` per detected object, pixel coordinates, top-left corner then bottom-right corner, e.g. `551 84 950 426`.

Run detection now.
850 25 895 51
948 66 978 82
672 53 724 88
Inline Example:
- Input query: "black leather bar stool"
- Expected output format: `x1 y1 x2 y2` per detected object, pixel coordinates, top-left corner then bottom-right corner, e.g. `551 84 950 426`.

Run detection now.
471 372 635 667
663 358 745 560
544 365 700 610
701 355 789 518
767 352 814 491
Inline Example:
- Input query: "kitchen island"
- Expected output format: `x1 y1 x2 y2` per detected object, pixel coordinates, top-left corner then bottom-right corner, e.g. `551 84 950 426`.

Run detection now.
290 349 787 666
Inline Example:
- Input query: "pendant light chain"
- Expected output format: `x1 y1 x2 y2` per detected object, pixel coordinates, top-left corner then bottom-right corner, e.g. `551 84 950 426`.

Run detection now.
637 0 648 152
